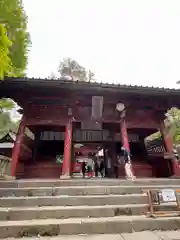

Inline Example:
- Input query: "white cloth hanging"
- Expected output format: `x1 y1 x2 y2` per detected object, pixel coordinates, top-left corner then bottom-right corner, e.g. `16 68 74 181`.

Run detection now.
125 162 135 180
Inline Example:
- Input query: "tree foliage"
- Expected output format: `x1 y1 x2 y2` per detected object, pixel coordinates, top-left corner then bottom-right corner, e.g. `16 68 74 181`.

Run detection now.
148 107 180 145
58 58 95 82
0 117 19 139
0 98 14 111
0 0 30 132
0 94 16 136
166 107 180 144
48 72 56 79
0 112 11 134
0 111 20 136
0 24 13 79
0 0 30 78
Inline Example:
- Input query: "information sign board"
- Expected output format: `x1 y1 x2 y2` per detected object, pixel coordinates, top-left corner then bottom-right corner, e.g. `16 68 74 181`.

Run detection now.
161 189 176 202
146 189 180 218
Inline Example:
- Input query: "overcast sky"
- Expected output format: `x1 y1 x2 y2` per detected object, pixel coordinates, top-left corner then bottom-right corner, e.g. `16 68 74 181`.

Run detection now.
23 0 180 88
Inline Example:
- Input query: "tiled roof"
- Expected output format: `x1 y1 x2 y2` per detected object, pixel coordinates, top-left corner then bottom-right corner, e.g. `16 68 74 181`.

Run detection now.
1 77 180 94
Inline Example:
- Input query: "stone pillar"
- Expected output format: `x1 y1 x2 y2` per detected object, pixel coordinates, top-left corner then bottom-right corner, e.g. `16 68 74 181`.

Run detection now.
61 121 72 179
11 115 26 178
160 120 180 176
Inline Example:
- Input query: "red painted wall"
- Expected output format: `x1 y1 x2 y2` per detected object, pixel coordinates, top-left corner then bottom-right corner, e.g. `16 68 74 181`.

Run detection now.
25 101 159 130
23 161 62 179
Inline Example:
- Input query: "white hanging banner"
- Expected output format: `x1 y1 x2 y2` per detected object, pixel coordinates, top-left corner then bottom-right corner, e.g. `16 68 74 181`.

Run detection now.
92 96 103 119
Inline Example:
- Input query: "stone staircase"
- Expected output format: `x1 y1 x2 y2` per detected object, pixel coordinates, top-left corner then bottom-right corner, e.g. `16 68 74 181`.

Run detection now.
0 178 180 238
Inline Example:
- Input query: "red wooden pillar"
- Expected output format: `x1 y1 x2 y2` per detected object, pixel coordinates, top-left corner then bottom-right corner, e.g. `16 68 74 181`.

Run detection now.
11 116 26 178
70 143 75 176
120 117 135 177
120 119 130 151
160 121 180 176
61 121 72 179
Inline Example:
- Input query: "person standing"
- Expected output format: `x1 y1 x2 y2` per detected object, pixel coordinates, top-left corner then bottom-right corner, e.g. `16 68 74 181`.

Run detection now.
99 160 105 178
124 159 134 180
94 161 99 177
81 161 86 178
87 163 93 178
107 155 112 177
121 146 135 180
114 162 119 178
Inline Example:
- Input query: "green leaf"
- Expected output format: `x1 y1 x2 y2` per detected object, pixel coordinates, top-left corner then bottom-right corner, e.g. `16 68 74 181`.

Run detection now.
0 98 14 110
0 0 31 78
0 24 13 79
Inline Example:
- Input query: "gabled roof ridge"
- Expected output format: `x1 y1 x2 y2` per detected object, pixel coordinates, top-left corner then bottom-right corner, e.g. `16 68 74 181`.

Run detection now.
3 76 179 91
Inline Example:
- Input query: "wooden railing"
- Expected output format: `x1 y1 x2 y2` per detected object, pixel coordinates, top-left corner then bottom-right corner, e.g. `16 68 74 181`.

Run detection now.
0 155 11 179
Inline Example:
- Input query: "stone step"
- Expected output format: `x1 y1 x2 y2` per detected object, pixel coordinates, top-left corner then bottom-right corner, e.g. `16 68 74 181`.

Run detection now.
1 178 180 188
0 186 142 197
3 231 180 240
0 215 180 238
0 194 147 207
0 185 180 197
0 203 177 221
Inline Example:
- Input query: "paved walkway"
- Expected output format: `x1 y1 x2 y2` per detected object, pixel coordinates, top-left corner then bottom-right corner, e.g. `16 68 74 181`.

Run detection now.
6 231 180 239
121 231 180 239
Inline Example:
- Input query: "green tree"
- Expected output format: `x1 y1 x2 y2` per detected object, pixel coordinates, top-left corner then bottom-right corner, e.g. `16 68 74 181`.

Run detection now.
0 98 16 134
58 58 88 81
0 112 11 134
0 98 14 111
0 98 16 135
148 107 180 145
166 108 180 144
0 24 12 80
0 0 30 126
0 0 31 77
0 111 20 138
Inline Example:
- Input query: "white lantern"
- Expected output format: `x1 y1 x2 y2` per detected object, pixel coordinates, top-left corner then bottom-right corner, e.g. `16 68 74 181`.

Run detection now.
116 103 125 112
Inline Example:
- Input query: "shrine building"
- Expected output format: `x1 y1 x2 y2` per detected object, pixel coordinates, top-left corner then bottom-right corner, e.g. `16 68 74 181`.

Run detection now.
1 77 180 179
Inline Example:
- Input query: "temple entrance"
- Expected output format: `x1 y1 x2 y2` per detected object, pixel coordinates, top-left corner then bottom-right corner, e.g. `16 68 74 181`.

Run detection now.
73 143 106 178
20 124 173 179
72 125 152 178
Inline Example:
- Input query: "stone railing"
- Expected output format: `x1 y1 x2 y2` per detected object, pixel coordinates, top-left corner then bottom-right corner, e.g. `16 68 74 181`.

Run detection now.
0 155 12 179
